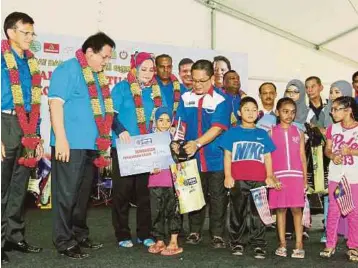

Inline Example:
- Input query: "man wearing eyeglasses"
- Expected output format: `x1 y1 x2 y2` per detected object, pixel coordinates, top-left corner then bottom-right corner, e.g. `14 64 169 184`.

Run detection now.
48 32 116 259
1 12 43 264
175 59 230 249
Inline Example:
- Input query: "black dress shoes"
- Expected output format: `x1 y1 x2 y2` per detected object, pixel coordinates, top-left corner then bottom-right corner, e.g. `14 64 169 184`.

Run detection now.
79 238 103 250
2 249 9 264
60 245 89 260
4 241 42 253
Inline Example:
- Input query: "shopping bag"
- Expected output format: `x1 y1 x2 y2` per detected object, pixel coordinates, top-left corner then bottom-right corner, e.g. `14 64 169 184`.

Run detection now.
170 159 205 214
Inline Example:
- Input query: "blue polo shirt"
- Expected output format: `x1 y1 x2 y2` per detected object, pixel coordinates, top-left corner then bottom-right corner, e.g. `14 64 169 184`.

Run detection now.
180 83 191 94
48 58 106 150
1 50 32 112
111 80 167 147
156 76 174 112
225 92 241 126
355 96 358 104
176 87 229 172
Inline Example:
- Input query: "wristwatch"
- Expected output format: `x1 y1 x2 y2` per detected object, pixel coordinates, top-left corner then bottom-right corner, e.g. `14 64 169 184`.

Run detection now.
195 141 202 149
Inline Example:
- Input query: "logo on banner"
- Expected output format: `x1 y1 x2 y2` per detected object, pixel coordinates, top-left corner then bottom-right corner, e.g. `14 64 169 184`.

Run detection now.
119 51 128 60
111 50 117 59
44 43 60 54
63 46 74 55
30 41 41 52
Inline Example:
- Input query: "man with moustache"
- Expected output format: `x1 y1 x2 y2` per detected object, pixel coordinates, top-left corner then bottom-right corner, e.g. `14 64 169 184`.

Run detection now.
178 58 193 92
176 59 230 249
223 70 245 127
155 54 181 113
1 12 44 264
256 82 277 132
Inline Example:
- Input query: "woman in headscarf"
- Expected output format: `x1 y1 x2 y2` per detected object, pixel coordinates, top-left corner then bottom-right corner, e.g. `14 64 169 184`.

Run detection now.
321 80 353 243
110 52 167 248
285 79 309 129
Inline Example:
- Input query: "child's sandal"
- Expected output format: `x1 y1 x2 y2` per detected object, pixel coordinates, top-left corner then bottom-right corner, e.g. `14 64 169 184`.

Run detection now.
347 249 358 262
320 248 335 258
291 249 305 259
161 247 183 256
275 247 287 257
148 243 166 254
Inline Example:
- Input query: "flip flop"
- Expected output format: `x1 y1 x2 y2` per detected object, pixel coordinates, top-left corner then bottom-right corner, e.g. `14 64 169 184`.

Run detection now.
148 243 166 254
161 247 183 256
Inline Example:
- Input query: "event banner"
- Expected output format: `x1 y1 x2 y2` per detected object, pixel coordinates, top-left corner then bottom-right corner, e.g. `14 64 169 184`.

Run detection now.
17 33 248 156
116 132 174 176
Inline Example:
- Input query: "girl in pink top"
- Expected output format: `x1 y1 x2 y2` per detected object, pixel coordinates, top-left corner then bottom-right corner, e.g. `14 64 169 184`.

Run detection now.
269 97 308 259
320 96 358 263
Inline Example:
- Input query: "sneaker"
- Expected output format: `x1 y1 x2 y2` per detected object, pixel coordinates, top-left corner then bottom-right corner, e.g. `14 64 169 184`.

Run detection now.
254 247 266 259
136 238 155 247
303 232 310 240
185 233 202 245
231 245 244 256
211 236 226 249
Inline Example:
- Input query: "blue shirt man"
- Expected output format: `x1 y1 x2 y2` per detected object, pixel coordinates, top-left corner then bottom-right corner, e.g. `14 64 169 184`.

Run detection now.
176 86 229 172
1 50 32 112
48 58 106 150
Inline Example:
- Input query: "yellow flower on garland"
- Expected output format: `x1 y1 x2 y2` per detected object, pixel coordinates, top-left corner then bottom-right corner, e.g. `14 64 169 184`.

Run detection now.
4 53 16 69
11 85 24 104
98 72 108 86
91 99 102 115
104 98 114 113
83 67 95 83
136 108 145 123
28 58 39 74
131 83 141 96
31 87 42 104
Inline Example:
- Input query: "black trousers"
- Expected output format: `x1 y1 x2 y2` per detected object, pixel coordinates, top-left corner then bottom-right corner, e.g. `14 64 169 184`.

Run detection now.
188 171 227 238
51 147 97 251
229 180 266 249
150 187 181 240
111 149 151 241
1 113 31 247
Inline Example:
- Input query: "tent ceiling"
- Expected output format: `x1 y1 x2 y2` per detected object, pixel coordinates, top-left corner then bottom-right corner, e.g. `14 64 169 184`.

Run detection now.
196 0 358 63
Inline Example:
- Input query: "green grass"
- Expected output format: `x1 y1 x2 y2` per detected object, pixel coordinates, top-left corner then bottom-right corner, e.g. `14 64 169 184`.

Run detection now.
4 207 356 268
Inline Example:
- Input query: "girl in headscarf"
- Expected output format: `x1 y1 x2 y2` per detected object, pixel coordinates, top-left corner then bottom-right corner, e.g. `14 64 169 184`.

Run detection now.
321 80 353 243
110 52 167 248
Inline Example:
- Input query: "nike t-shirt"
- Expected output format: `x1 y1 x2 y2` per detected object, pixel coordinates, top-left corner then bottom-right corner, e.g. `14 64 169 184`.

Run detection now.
219 126 276 181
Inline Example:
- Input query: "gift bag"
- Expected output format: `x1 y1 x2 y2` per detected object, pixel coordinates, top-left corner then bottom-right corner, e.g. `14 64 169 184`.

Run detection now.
170 159 205 214
302 193 312 228
250 186 274 225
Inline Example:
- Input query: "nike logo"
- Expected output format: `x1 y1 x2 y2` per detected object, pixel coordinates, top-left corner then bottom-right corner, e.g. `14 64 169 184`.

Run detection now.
257 138 264 140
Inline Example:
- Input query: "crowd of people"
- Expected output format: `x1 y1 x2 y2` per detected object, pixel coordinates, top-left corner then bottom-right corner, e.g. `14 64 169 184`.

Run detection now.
1 11 358 265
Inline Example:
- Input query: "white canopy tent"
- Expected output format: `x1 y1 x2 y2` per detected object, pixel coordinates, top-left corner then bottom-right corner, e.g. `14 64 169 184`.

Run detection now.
2 0 357 97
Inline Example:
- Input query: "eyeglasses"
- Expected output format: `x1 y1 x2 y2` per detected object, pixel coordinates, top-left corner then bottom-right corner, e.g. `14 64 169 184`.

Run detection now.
15 29 37 39
331 107 346 113
285 89 300 94
192 77 211 85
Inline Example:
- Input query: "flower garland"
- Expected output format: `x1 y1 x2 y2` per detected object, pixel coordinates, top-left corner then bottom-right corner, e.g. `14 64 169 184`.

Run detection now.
1 40 42 167
128 69 163 134
76 49 114 168
171 74 181 117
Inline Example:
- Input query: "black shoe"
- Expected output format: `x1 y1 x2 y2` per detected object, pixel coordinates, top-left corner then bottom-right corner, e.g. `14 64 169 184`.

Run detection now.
60 245 89 260
285 232 293 240
231 244 244 256
253 247 266 259
211 236 226 249
79 238 103 250
1 249 9 264
4 241 42 253
303 231 310 240
185 233 202 245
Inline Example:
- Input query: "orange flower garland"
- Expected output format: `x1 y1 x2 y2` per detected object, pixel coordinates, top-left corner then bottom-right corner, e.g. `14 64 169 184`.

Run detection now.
76 49 114 168
1 39 42 167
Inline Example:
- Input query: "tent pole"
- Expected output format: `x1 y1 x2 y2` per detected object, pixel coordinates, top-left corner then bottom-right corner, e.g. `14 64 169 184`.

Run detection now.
211 7 216 50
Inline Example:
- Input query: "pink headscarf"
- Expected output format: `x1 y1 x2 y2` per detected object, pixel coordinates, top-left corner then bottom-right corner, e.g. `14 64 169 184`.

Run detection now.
127 52 155 85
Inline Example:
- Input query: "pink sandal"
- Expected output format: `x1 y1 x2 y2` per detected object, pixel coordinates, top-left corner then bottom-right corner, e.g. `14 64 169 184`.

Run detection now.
161 247 183 256
148 243 166 254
